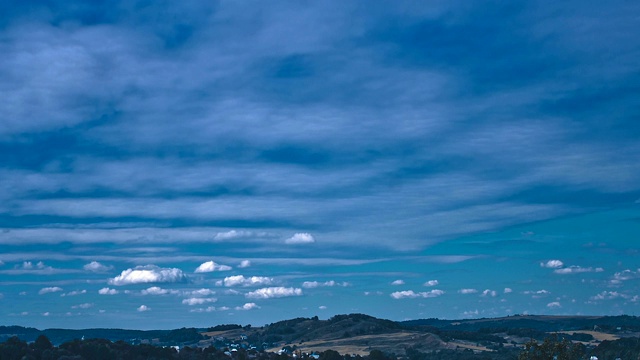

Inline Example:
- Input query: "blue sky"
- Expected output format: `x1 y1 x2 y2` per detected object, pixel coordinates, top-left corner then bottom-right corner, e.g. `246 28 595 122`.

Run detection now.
1 0 639 330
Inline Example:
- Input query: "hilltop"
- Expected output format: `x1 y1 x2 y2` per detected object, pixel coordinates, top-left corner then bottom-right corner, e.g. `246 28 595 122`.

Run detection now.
2 313 640 358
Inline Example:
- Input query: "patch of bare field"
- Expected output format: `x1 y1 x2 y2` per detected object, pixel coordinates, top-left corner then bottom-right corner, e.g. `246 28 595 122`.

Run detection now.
555 330 619 342
273 331 443 356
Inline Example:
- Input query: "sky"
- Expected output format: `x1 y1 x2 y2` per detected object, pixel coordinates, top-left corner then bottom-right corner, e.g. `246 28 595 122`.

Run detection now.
1 0 639 330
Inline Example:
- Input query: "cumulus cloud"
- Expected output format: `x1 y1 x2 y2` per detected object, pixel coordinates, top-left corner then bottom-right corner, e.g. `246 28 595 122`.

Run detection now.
481 289 497 297
182 297 217 306
285 233 315 244
245 287 303 299
391 279 405 285
236 302 259 310
547 302 561 308
553 266 604 274
39 287 63 295
424 280 439 287
504 288 513 294
186 288 215 296
98 287 118 295
319 305 327 310
194 261 232 273
390 289 444 299
223 275 274 287
540 260 564 268
610 269 640 285
239 260 251 268
590 291 629 301
108 265 187 285
141 286 178 295
459 288 478 294
137 305 150 312
83 261 113 272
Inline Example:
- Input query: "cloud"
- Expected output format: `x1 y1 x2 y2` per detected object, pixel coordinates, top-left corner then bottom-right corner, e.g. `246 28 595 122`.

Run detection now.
424 280 439 287
182 297 217 306
610 269 640 285
236 302 259 311
481 289 497 297
83 261 113 272
391 279 405 285
62 290 86 297
137 305 150 312
141 286 178 295
553 266 604 274
590 291 628 301
540 260 564 268
239 260 251 268
245 287 303 299
194 261 232 273
547 302 561 308
504 288 513 294
302 280 349 288
98 287 119 295
459 288 478 294
186 288 215 296
285 233 315 244
108 265 188 285
214 230 253 240
223 275 274 287
39 287 63 295
71 303 93 309
390 289 444 299
319 305 327 310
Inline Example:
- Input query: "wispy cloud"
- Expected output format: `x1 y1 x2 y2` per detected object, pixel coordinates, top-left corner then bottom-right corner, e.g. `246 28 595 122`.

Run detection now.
245 287 303 299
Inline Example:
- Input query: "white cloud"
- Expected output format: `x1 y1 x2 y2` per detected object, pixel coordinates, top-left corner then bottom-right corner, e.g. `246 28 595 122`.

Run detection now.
285 233 315 244
391 279 405 285
98 287 118 295
190 306 217 313
554 266 603 274
590 291 628 301
239 260 251 268
481 289 497 297
42 312 50 317
39 287 63 295
547 302 561 308
236 302 259 310
504 288 513 294
302 280 348 288
214 230 252 240
540 260 564 268
319 305 327 310
424 280 439 287
194 261 232 273
137 305 150 312
245 287 303 299
141 286 176 295
108 265 187 285
390 289 444 299
459 288 478 294
62 290 86 297
83 261 113 272
72 303 93 309
223 275 274 287
186 288 215 296
182 297 217 306
610 269 640 285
